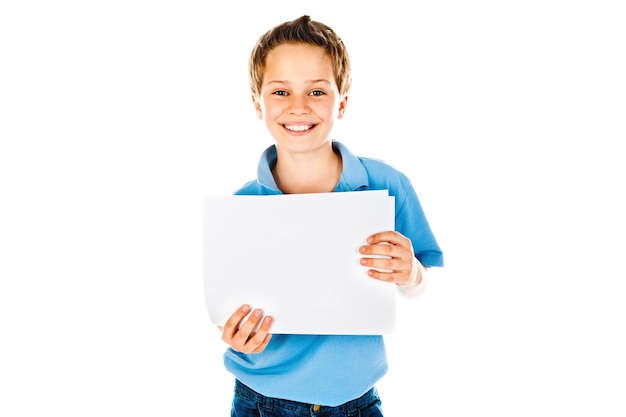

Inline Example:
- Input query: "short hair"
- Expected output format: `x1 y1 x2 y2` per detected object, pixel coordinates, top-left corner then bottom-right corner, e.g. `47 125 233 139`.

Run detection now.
249 15 352 97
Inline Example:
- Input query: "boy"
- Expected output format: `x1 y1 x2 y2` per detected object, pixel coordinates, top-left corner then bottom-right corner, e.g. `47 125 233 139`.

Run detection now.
218 15 443 416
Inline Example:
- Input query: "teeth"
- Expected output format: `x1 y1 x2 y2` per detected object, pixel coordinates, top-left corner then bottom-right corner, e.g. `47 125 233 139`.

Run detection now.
284 124 312 132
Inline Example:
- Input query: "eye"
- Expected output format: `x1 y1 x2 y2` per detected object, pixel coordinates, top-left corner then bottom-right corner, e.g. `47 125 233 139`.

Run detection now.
272 90 288 96
309 90 326 96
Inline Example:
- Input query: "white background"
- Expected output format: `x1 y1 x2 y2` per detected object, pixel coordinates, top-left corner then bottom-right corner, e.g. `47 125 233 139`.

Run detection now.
1 1 624 416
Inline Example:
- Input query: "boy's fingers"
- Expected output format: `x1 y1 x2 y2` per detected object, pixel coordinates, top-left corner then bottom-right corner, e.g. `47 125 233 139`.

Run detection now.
252 333 273 353
233 309 264 343
367 231 402 244
248 316 273 351
367 269 406 283
233 316 273 354
359 242 395 256
223 304 252 336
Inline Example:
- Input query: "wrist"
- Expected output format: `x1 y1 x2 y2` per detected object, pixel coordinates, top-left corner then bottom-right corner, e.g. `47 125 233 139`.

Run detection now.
397 259 429 298
397 258 423 288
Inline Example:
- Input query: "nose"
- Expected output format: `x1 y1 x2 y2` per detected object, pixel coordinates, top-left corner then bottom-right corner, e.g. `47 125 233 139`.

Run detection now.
286 94 310 115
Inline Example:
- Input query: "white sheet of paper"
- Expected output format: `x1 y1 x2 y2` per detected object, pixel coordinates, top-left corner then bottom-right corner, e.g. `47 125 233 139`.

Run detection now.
203 190 396 335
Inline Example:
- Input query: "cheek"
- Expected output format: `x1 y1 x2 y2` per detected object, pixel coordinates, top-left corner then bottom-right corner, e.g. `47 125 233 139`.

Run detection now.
260 101 282 119
326 104 342 120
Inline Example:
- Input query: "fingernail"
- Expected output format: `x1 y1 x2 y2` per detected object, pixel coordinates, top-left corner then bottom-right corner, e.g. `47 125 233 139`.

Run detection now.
360 258 367 265
254 309 262 317
359 246 366 253
242 305 250 313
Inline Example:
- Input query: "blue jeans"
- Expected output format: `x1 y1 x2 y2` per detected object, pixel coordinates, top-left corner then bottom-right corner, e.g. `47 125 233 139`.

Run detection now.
231 379 384 417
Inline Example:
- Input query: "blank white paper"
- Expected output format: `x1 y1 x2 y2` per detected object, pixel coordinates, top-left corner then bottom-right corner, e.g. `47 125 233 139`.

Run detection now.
203 190 396 335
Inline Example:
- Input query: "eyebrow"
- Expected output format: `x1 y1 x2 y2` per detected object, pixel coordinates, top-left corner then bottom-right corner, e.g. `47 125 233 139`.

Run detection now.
265 79 332 86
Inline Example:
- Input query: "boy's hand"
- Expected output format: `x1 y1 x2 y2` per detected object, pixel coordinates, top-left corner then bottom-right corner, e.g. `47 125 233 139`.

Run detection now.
220 304 273 354
359 231 421 286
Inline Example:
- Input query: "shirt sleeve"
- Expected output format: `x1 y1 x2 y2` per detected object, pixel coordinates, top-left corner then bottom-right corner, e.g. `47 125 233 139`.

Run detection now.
393 174 444 268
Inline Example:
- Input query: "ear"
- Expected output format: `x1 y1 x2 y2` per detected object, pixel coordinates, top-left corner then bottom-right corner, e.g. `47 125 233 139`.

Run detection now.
252 95 263 120
337 95 348 119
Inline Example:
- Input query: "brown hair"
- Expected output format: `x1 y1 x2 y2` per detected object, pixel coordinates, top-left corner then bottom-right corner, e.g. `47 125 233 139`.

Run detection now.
249 15 352 97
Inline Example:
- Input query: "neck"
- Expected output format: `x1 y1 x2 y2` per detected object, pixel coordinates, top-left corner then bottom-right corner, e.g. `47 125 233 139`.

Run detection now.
272 144 342 194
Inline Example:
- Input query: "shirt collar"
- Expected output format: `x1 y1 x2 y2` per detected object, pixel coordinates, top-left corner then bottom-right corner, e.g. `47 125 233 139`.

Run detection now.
256 141 369 193
256 145 279 191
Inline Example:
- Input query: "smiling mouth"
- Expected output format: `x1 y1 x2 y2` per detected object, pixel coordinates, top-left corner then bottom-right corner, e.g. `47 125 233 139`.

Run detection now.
283 123 316 132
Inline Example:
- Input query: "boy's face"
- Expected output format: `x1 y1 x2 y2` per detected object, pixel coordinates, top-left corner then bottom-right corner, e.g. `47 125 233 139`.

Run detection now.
252 43 347 155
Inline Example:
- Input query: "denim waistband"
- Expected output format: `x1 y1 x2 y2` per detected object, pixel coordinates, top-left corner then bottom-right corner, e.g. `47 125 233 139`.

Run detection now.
234 379 379 415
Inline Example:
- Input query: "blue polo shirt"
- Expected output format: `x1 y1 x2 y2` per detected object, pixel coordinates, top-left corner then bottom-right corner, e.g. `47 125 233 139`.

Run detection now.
224 141 443 406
